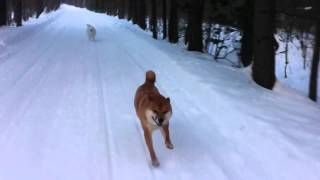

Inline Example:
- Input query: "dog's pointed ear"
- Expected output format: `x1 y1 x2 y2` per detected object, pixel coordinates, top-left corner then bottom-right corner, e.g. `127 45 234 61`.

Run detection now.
166 97 170 103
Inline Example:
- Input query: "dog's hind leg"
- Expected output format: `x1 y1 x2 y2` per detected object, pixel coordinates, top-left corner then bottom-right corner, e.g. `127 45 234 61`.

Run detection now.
161 124 174 149
143 128 159 167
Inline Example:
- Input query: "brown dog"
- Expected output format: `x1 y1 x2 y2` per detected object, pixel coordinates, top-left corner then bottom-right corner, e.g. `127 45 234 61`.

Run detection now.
134 71 173 167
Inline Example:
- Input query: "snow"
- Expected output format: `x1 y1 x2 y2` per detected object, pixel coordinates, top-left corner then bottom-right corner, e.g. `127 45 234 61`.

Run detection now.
304 7 312 10
0 4 319 180
275 33 320 101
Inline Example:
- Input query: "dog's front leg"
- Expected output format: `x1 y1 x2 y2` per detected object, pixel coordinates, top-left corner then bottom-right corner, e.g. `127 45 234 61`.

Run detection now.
143 128 159 167
161 124 174 149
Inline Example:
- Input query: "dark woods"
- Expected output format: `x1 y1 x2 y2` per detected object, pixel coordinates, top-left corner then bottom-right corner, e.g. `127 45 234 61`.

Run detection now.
0 0 319 101
0 0 60 26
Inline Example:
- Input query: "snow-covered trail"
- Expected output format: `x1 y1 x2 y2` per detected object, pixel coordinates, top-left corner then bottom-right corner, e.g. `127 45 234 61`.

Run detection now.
0 5 319 180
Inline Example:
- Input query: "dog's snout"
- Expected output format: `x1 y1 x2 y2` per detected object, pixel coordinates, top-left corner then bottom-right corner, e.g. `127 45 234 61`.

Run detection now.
159 118 164 123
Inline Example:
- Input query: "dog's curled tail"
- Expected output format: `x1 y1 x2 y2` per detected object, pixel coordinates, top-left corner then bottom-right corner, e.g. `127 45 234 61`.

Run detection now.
145 70 156 84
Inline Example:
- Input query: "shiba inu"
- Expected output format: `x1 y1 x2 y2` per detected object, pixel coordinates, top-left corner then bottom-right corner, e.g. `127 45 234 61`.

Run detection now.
134 71 173 167
86 24 96 41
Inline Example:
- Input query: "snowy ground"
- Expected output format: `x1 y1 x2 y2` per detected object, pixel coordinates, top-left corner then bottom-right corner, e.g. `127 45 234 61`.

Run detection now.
0 5 319 180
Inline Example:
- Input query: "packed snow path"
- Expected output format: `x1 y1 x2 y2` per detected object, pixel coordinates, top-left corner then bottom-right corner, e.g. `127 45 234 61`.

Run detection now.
0 5 319 180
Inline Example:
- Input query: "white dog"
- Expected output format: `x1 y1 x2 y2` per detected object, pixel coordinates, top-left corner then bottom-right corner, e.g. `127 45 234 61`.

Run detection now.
86 24 96 41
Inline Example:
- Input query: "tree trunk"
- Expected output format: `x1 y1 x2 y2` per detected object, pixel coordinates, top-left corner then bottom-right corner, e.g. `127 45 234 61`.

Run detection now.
309 1 320 101
15 0 22 27
252 0 276 89
132 0 138 24
36 0 44 18
127 0 133 20
184 6 190 45
162 0 167 39
137 0 146 29
0 0 7 26
118 0 125 19
204 21 212 52
151 0 157 39
187 0 204 52
168 0 178 43
284 24 293 79
240 0 254 67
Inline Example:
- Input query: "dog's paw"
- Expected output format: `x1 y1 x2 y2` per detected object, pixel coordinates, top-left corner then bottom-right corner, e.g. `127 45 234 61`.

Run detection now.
166 143 174 149
152 159 160 167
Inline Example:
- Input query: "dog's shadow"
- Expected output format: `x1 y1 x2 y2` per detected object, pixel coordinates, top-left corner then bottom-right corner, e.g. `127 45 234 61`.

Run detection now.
88 38 112 44
92 38 103 43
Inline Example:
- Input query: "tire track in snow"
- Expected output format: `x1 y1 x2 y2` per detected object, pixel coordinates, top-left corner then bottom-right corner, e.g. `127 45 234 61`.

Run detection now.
91 32 156 179
94 41 114 180
0 26 69 144
109 23 320 180
0 19 67 96
101 27 229 180
106 25 276 180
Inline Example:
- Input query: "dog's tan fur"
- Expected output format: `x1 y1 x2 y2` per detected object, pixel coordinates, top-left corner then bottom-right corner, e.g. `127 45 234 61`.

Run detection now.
134 71 173 167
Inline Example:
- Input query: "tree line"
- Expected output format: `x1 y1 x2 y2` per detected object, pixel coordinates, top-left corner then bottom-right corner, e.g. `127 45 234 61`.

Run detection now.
0 0 319 102
0 0 60 27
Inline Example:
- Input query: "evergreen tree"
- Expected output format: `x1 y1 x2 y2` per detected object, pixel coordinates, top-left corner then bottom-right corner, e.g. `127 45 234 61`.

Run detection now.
240 0 254 67
36 0 44 18
309 0 320 101
0 0 7 26
187 0 204 52
252 0 276 89
118 0 125 19
15 0 23 27
151 0 157 39
162 0 167 39
168 0 178 43
137 0 146 29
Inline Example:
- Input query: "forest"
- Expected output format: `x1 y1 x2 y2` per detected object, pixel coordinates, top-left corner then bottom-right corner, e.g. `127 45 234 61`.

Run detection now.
0 1 320 179
0 0 319 102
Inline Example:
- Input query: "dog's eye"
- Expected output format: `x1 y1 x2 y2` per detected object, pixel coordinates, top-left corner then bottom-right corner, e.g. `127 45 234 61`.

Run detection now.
163 111 168 114
153 110 158 114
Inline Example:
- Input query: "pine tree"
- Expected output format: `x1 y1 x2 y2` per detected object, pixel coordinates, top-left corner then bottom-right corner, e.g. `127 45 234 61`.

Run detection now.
309 0 320 101
240 0 254 67
0 0 7 26
128 0 133 21
36 0 44 18
132 0 138 24
118 0 125 19
15 0 23 27
151 0 157 39
162 0 167 39
137 0 146 29
252 0 276 89
187 0 204 52
168 0 178 43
